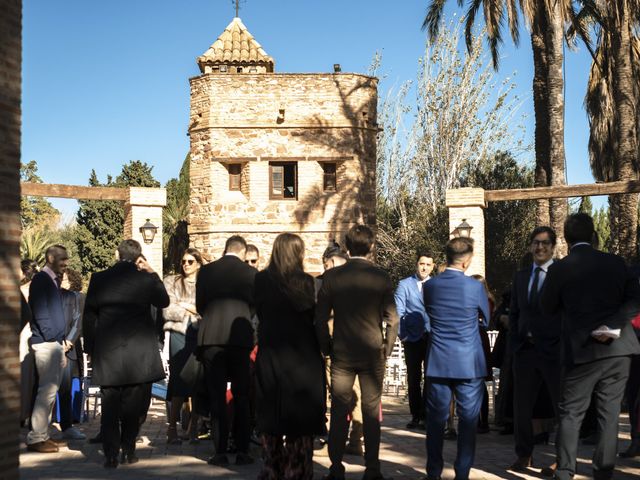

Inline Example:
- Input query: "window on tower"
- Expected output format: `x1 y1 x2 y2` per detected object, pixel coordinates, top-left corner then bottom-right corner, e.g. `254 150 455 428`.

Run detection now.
269 162 297 200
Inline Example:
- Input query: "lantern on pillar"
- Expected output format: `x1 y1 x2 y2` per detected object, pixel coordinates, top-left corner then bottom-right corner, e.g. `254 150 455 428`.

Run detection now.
452 219 473 238
139 219 158 244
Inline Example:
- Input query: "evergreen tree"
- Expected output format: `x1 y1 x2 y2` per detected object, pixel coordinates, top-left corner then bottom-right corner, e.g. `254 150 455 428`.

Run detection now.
20 160 60 228
75 161 159 277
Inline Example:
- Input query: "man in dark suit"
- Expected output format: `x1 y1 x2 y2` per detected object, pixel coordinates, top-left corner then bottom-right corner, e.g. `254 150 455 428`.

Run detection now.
508 226 563 472
83 239 169 469
27 244 69 453
541 213 640 480
395 251 433 430
422 237 490 480
316 225 399 480
196 235 257 467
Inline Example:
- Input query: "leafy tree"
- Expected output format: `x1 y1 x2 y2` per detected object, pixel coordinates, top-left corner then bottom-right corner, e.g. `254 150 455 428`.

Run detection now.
571 0 640 261
163 154 191 274
20 160 60 228
376 21 526 282
424 0 573 255
463 152 536 294
75 161 159 277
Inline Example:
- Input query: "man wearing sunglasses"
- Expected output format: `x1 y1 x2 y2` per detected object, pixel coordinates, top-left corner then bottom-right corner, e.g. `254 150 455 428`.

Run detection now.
245 244 260 269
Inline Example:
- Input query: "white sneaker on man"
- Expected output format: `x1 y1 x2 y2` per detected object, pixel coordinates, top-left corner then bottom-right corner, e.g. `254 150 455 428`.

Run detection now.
62 426 86 440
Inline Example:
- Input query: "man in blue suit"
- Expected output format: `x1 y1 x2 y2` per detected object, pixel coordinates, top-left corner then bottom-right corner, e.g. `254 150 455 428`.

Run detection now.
27 244 69 453
395 251 433 429
422 237 490 480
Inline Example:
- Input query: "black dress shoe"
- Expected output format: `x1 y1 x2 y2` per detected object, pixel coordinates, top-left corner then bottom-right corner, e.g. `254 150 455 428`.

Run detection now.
235 452 255 465
620 440 640 458
509 456 532 472
443 428 457 440
120 451 139 464
103 456 118 469
406 418 421 429
207 454 229 467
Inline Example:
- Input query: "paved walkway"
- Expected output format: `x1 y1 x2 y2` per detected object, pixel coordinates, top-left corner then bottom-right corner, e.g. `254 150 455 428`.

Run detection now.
20 397 640 480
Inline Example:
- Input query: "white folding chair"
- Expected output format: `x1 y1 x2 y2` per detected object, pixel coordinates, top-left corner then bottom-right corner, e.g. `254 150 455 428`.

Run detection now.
80 352 101 421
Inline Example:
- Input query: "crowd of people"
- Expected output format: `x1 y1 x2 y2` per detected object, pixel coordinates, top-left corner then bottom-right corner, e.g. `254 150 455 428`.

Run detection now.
18 213 640 480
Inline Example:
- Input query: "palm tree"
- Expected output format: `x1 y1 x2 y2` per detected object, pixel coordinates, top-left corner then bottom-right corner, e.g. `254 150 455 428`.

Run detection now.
575 0 640 260
423 0 571 254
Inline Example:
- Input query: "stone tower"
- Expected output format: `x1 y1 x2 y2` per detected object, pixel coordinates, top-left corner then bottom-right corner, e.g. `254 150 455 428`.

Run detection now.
188 17 378 272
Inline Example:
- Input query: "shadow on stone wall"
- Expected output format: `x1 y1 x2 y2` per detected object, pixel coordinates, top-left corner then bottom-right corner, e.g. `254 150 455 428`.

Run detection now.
293 75 378 243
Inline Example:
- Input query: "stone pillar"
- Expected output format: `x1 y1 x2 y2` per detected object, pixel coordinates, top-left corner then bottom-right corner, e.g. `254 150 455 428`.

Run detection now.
0 1 22 477
445 188 486 277
124 187 167 275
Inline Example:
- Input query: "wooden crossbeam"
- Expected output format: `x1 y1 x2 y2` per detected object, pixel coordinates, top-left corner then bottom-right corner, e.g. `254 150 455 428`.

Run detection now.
485 180 640 202
21 182 128 201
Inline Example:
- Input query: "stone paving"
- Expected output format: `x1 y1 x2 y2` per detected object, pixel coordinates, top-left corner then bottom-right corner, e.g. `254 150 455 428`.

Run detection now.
19 396 640 480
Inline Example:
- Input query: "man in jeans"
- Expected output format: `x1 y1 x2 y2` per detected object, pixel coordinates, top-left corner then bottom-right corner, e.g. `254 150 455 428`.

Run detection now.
27 244 69 453
316 225 399 480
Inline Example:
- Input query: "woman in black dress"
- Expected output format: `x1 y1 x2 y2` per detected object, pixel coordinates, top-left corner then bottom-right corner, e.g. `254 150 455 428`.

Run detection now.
255 233 326 480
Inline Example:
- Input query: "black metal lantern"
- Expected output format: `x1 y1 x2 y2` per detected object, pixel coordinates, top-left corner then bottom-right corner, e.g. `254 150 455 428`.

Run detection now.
139 219 158 244
452 219 473 238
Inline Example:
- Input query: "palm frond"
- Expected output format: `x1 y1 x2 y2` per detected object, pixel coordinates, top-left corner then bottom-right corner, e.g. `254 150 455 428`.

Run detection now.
484 0 505 68
464 0 484 53
422 0 448 40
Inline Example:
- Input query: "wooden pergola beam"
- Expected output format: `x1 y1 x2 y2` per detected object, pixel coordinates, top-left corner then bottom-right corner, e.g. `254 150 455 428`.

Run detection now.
485 180 640 202
20 182 129 201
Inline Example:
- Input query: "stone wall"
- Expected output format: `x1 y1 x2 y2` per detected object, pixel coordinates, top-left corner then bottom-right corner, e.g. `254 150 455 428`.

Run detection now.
0 0 22 478
189 73 378 272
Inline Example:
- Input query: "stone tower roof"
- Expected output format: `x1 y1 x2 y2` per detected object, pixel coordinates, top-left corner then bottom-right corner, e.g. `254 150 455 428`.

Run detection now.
197 17 275 73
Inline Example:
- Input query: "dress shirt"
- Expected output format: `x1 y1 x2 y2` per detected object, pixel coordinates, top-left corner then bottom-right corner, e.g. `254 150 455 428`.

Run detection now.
42 265 59 287
527 258 554 296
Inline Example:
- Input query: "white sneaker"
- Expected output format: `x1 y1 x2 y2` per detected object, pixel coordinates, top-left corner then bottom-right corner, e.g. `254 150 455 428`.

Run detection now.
62 426 86 440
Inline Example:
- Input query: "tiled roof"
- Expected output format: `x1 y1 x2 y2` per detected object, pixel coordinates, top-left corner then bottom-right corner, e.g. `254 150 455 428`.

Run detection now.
197 17 274 68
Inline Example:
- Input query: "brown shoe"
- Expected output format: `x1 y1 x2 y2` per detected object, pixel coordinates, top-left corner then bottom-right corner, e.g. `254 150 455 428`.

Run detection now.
509 456 532 472
27 439 59 453
540 462 557 477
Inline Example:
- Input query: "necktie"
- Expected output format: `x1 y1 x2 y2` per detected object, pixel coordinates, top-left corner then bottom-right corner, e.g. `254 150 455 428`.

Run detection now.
529 267 541 306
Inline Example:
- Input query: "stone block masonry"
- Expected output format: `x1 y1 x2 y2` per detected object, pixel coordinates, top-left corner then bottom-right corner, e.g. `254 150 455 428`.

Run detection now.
189 72 378 273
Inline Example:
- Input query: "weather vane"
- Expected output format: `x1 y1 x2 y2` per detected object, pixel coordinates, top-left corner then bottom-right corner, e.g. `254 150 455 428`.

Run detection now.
232 0 246 17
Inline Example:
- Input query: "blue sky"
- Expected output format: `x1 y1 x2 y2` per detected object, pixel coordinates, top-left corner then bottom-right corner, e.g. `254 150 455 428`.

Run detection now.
22 0 598 219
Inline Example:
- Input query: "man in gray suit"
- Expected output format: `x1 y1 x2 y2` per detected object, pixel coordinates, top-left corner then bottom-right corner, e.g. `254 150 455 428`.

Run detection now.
541 213 640 480
196 235 257 467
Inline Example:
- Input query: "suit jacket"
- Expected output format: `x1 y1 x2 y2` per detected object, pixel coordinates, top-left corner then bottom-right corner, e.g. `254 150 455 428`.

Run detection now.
541 244 640 365
509 263 562 360
315 258 399 363
29 270 66 344
423 269 490 379
82 261 170 386
395 274 430 342
196 254 257 348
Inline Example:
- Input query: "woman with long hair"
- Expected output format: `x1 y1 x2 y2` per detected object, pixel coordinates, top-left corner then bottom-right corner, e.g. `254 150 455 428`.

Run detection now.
163 247 204 444
255 233 325 480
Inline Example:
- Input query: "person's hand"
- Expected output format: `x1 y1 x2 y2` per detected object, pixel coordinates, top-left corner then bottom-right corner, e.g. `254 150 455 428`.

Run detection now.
136 256 154 273
63 340 74 352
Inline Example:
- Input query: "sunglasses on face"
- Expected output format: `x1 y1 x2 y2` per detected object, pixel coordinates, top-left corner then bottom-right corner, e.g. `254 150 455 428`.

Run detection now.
182 259 196 265
532 240 552 247
245 259 258 265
